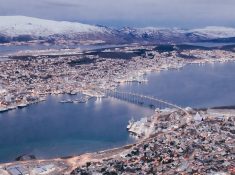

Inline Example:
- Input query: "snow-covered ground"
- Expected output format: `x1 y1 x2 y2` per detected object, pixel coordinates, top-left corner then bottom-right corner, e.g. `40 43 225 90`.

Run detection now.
189 26 235 39
0 16 109 37
0 16 235 42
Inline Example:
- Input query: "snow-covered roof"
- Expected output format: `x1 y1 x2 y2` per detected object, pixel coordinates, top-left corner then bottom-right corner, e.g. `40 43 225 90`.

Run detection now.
194 112 203 121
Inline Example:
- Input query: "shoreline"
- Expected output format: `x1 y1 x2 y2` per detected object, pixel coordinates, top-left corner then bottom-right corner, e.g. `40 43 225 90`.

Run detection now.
0 107 234 175
0 104 233 164
0 45 235 174
1 57 234 114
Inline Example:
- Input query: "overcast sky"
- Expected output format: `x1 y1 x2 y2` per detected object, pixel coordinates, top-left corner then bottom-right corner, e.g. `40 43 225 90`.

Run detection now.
0 0 234 28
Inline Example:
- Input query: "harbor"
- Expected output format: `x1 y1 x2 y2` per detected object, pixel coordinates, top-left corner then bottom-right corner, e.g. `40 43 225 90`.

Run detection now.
1 62 235 163
0 107 234 175
1 1 235 174
0 94 153 163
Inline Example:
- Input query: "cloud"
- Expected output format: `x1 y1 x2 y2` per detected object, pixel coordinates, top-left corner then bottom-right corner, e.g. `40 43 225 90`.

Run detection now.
0 0 234 28
42 0 80 7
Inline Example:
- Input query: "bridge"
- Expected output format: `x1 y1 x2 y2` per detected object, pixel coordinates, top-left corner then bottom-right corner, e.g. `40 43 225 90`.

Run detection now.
104 90 189 115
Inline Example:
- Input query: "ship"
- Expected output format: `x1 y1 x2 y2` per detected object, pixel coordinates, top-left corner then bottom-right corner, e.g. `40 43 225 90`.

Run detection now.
18 103 28 108
127 117 135 130
59 99 73 103
0 107 8 113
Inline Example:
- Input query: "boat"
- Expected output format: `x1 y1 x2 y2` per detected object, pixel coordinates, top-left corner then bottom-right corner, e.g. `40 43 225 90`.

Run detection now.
127 117 135 130
39 97 46 102
18 103 28 108
60 100 73 103
8 105 17 110
72 100 86 104
0 107 8 113
73 100 79 104
70 91 77 95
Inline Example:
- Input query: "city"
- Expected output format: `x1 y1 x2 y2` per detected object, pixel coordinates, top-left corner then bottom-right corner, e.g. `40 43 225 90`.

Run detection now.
0 0 235 175
1 45 235 112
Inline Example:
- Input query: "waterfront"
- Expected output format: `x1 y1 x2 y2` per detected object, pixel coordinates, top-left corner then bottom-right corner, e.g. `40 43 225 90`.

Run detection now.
0 61 235 163
0 95 153 163
119 62 235 108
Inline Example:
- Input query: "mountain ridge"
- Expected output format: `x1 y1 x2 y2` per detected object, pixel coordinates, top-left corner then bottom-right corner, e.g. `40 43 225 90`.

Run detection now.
1 16 235 44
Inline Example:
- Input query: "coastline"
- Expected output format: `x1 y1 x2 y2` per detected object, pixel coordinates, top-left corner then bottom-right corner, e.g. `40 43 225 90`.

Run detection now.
1 54 234 114
0 45 235 174
0 107 234 175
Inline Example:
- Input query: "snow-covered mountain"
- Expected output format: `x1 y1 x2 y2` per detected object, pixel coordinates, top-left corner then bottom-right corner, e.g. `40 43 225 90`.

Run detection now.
189 26 235 39
119 27 190 42
0 16 109 37
1 16 235 44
